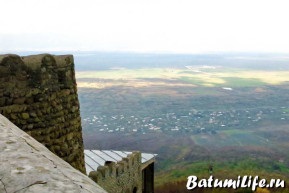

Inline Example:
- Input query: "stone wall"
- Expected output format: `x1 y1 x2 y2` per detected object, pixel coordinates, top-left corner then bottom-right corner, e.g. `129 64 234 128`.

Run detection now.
89 152 142 193
0 114 106 193
0 54 85 173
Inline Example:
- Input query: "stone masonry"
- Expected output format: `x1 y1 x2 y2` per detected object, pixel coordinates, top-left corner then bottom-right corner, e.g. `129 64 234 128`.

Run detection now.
0 54 85 173
89 152 142 193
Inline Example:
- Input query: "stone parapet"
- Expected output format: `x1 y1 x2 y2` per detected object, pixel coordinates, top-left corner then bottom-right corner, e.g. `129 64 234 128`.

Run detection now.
89 152 142 193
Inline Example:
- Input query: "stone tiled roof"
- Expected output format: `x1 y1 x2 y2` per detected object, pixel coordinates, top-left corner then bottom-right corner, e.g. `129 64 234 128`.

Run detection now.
0 114 107 193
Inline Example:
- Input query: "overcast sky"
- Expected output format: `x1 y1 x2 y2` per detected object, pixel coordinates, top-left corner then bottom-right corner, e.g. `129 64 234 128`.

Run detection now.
1 0 289 53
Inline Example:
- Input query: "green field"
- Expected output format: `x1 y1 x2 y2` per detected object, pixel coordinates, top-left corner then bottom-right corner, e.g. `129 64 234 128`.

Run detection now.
76 68 289 89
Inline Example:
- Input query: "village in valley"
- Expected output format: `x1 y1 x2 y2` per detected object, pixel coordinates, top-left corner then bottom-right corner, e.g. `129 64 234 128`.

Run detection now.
82 105 289 135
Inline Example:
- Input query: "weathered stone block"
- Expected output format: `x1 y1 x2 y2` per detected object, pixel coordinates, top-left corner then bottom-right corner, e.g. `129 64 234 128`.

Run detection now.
10 114 18 120
13 97 26 104
21 113 30 119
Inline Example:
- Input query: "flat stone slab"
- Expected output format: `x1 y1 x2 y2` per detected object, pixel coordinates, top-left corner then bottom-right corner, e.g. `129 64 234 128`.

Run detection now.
0 114 107 193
